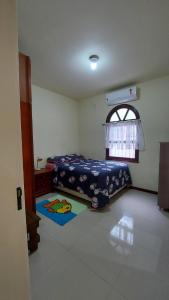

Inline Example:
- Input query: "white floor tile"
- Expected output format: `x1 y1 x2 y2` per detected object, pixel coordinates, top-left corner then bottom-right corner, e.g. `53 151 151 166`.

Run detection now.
113 267 169 300
29 237 76 290
106 288 127 300
70 226 127 284
32 258 111 300
31 190 169 300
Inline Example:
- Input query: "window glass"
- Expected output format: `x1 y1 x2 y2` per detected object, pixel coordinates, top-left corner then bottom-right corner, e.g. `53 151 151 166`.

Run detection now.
117 108 128 120
110 112 119 122
125 110 136 120
109 147 135 158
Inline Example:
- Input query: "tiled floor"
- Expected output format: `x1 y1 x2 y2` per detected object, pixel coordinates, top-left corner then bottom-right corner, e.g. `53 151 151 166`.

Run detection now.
30 189 169 300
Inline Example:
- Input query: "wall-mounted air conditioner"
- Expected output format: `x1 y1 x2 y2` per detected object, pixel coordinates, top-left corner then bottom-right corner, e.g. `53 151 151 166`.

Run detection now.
106 86 138 106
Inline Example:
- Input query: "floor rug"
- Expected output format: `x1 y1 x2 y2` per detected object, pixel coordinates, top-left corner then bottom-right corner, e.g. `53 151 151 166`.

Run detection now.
36 192 87 226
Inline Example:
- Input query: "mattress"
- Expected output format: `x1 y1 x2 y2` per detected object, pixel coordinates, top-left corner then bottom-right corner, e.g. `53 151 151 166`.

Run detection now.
47 156 132 209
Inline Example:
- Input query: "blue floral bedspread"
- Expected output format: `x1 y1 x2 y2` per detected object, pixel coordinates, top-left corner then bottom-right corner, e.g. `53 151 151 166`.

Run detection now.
47 156 132 208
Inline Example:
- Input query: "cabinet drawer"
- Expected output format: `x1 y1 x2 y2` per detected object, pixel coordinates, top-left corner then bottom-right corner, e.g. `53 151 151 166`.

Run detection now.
35 170 54 197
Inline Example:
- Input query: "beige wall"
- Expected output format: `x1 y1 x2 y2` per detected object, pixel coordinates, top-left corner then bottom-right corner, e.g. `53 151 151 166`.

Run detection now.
32 85 79 167
79 76 169 191
0 1 30 299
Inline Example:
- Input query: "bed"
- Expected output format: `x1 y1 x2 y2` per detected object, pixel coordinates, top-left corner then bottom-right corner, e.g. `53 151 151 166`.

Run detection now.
47 154 132 209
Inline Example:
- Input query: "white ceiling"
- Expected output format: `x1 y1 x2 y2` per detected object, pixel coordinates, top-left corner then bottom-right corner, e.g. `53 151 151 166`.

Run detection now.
18 0 169 100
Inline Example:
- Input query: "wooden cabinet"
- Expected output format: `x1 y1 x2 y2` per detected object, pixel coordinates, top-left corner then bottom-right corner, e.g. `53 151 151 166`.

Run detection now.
19 53 35 212
158 142 169 209
35 168 54 197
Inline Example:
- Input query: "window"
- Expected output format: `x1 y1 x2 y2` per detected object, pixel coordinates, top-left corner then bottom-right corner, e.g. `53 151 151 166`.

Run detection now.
106 104 140 163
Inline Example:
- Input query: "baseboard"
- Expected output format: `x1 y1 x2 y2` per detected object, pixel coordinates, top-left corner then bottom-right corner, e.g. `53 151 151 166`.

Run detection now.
130 186 158 195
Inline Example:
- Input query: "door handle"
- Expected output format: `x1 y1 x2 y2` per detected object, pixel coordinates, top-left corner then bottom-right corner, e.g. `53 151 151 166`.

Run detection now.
16 187 22 210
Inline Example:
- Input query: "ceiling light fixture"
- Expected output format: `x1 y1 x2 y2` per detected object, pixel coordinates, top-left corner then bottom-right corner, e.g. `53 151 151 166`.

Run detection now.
89 54 99 71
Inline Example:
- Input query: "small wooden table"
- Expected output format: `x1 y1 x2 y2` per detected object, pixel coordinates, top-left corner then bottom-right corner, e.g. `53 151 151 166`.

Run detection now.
34 168 54 197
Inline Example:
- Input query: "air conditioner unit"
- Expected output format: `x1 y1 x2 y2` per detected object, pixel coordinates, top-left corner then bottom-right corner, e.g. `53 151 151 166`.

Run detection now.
106 86 138 106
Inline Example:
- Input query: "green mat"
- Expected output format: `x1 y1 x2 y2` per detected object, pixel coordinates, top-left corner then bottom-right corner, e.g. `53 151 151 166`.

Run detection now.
36 192 87 226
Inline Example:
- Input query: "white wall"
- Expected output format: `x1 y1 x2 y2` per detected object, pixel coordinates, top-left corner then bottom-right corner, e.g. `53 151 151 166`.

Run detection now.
79 76 169 191
32 85 79 167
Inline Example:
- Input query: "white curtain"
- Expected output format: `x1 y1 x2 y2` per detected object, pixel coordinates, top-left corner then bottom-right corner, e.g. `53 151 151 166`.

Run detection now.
105 120 145 151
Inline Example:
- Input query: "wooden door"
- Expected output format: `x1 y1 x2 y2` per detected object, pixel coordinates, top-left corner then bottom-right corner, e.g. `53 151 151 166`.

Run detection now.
158 142 169 209
19 53 35 212
0 1 31 299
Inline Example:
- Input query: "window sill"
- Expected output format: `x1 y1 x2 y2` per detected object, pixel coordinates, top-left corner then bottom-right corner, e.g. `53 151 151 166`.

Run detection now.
106 149 139 163
106 156 139 163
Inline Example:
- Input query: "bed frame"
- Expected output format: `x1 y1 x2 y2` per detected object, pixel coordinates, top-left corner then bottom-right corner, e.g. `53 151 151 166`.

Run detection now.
57 184 127 204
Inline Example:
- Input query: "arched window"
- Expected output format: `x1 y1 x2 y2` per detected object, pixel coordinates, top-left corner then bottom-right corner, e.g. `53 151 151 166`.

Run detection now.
106 104 140 163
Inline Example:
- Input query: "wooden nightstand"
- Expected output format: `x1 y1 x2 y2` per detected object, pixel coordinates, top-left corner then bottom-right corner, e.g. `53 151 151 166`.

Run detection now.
34 168 54 197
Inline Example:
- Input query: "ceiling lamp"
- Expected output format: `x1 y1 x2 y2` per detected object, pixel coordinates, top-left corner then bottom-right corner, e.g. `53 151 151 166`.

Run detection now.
89 54 99 71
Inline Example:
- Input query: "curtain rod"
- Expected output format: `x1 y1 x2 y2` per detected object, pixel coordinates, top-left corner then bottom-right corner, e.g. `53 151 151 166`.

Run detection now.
102 119 141 126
